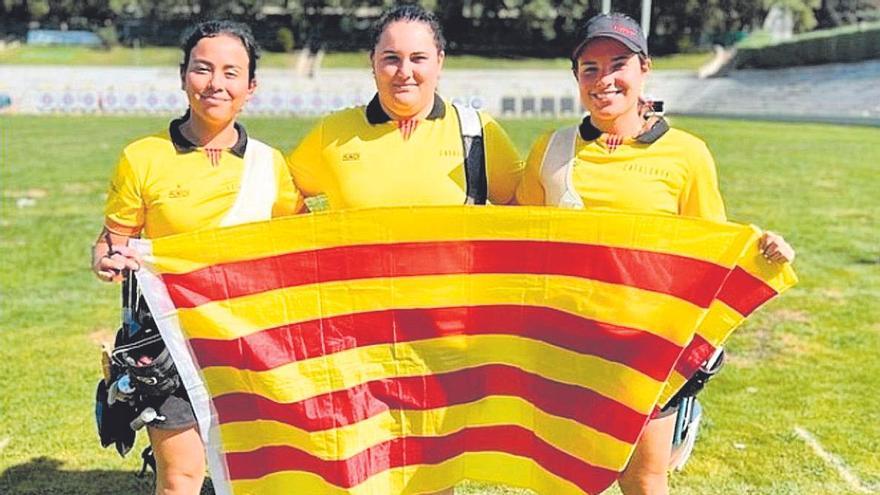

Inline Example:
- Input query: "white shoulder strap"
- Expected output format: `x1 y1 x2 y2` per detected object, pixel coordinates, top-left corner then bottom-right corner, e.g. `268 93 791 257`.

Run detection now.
453 102 482 138
540 125 584 208
452 103 487 205
219 139 278 227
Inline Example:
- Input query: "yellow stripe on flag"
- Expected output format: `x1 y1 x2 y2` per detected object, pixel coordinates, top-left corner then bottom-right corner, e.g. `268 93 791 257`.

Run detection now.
230 451 585 495
219 395 633 470
696 299 747 347
203 334 663 414
148 207 756 274
736 241 799 293
179 273 704 346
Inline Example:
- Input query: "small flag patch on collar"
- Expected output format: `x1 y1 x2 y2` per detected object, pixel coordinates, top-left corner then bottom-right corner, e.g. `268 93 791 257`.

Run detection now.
205 148 223 167
605 134 624 153
398 119 419 140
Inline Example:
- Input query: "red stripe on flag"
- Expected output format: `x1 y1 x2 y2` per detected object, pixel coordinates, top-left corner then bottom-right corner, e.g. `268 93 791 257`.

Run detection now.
716 266 777 315
226 424 620 494
190 305 681 381
163 240 729 309
213 364 647 444
673 333 714 378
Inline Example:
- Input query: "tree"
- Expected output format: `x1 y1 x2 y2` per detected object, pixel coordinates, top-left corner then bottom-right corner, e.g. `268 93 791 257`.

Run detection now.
765 0 822 30
817 0 880 26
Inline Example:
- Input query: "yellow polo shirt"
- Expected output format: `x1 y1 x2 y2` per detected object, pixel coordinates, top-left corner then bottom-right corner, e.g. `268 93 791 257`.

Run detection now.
105 118 303 239
516 118 726 221
286 95 523 209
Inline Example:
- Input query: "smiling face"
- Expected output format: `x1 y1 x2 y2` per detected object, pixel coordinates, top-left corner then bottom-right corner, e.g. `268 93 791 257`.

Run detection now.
181 34 256 127
371 20 445 120
574 37 650 125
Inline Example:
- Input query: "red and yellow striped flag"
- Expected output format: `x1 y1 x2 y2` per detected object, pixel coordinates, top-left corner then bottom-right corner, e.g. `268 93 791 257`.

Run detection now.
134 206 796 495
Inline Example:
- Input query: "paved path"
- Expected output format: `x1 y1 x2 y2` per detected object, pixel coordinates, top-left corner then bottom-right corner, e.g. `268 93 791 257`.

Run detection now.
1 60 878 124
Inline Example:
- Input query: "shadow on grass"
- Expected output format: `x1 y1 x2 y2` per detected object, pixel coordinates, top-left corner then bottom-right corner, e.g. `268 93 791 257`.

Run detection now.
0 457 215 495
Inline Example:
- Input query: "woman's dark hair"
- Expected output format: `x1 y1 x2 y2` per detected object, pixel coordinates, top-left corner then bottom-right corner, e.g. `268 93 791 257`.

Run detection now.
370 5 446 55
180 20 260 80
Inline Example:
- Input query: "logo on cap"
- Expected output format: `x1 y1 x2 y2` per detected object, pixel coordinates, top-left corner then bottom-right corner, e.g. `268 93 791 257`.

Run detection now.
612 24 637 37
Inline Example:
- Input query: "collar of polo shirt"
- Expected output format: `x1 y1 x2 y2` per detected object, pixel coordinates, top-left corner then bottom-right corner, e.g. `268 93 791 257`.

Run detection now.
578 115 669 144
169 112 249 157
365 93 447 125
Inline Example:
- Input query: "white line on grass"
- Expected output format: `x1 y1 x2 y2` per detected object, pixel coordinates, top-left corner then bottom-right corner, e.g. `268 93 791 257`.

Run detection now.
0 436 9 452
794 426 875 494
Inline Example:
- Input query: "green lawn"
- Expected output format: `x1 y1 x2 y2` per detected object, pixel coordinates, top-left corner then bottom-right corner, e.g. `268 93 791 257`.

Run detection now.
0 45 712 71
0 115 878 494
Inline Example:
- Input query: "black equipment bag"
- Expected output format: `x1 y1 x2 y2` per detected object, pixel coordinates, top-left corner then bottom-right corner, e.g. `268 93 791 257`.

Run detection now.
95 378 138 456
95 272 181 457
109 274 181 396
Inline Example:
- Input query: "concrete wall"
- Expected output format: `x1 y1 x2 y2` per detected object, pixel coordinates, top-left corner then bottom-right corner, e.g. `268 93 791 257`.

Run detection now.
1 60 878 125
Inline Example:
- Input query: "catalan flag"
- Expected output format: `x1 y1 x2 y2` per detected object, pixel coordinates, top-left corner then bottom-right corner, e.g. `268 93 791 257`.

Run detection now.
133 206 796 495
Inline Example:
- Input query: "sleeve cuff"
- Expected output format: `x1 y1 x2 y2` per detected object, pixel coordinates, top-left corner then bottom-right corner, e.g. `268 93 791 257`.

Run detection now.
104 217 141 237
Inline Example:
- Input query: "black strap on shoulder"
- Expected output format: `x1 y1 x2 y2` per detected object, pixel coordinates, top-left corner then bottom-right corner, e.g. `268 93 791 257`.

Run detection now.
464 134 487 205
453 103 488 205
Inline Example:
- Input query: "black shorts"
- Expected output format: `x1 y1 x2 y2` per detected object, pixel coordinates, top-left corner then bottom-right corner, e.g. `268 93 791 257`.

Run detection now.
143 386 197 430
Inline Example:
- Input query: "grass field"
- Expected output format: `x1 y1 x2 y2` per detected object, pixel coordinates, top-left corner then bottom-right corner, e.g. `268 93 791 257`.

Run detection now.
0 114 878 494
0 45 713 71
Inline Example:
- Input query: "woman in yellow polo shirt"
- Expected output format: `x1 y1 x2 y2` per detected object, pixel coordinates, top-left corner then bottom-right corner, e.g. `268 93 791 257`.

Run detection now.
516 13 794 495
91 21 301 495
287 5 523 209
286 7 522 495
